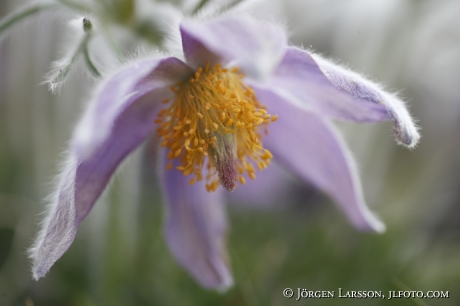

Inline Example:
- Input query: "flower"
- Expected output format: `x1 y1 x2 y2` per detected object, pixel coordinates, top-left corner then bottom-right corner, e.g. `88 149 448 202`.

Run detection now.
29 15 419 290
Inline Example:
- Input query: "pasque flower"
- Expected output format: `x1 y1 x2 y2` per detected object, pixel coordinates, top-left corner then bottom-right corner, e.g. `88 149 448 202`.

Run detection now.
29 15 419 290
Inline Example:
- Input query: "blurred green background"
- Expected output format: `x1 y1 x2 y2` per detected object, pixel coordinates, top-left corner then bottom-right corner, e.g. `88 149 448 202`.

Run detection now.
1 0 460 305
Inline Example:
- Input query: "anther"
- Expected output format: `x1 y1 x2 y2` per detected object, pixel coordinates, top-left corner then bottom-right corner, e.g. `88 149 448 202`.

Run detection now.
156 63 277 192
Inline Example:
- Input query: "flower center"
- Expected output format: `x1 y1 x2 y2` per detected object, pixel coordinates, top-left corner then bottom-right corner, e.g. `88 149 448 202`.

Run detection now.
155 63 278 192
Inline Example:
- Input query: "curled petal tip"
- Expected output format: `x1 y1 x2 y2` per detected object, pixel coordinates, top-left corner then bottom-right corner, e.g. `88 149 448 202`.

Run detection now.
214 274 234 292
29 240 66 281
276 48 421 148
358 215 386 234
374 222 386 234
393 120 421 149
31 262 48 281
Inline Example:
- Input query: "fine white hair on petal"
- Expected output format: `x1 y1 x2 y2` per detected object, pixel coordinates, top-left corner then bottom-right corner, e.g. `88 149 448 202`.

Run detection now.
135 0 183 35
28 152 78 280
132 0 184 61
121 47 170 68
162 24 186 62
312 53 420 148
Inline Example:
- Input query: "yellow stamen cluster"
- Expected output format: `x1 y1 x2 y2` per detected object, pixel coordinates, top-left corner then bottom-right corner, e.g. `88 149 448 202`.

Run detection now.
155 63 278 192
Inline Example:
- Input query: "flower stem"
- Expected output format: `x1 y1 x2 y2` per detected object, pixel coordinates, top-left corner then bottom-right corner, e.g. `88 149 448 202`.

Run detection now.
192 0 211 14
220 0 245 12
82 41 101 78
51 33 101 85
0 4 56 36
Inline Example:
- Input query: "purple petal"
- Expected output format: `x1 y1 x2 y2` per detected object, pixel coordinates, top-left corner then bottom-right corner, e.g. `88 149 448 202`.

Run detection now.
272 47 420 148
161 155 233 290
30 88 167 279
181 16 286 80
74 90 169 222
30 58 193 279
180 27 221 71
29 158 78 280
229 161 296 208
74 57 193 159
73 57 190 220
255 87 386 233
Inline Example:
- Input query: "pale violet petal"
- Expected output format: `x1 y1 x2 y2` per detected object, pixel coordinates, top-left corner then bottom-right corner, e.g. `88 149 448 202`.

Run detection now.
161 155 233 290
74 57 193 159
180 27 222 70
29 58 192 279
30 88 169 279
181 16 286 80
74 90 169 222
255 87 386 233
272 47 420 148
29 156 78 280
229 161 296 208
